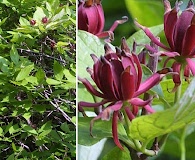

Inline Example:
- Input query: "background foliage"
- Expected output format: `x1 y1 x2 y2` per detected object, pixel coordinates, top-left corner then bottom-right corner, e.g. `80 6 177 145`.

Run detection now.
78 0 195 160
0 0 76 159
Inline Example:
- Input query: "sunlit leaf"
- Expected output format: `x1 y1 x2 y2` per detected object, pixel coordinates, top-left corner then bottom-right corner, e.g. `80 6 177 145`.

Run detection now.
129 78 195 144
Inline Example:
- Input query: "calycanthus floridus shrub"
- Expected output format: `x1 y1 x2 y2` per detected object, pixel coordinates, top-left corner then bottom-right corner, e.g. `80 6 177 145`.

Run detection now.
78 0 195 160
0 0 76 159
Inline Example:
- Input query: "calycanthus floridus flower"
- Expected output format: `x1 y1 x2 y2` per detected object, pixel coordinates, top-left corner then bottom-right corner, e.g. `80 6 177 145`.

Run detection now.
135 0 195 91
78 38 173 149
78 0 128 40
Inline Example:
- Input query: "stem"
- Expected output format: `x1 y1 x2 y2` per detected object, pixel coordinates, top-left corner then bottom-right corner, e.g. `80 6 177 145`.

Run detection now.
123 106 131 136
180 127 186 160
173 64 186 160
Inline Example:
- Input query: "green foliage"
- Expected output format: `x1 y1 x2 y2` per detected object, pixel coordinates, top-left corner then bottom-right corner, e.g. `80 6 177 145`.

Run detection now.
0 0 76 159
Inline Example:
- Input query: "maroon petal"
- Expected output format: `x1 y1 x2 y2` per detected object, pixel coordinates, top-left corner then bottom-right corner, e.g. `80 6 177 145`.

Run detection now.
172 62 181 84
144 105 155 113
186 58 195 75
99 57 118 99
109 60 124 99
149 51 179 57
78 77 104 98
121 53 139 89
112 111 124 150
121 66 135 100
124 107 135 121
171 62 181 92
92 55 104 92
89 101 123 136
130 97 152 106
85 6 100 34
96 3 105 34
135 20 171 51
132 53 142 89
109 16 128 32
134 73 162 97
184 64 190 80
78 2 88 31
121 37 130 53
182 16 195 56
78 100 109 112
164 7 178 50
174 10 194 53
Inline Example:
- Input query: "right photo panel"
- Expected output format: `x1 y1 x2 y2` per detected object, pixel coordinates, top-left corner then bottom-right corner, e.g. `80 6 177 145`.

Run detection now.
77 0 195 160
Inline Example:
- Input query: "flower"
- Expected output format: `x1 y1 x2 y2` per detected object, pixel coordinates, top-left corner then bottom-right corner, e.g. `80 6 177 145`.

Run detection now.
78 38 172 149
78 0 128 41
30 19 36 26
135 0 195 90
42 17 48 24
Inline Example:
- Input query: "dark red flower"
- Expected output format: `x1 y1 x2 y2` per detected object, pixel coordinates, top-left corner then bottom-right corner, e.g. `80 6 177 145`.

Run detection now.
78 38 172 149
135 0 195 90
78 0 127 40
42 17 48 24
30 19 36 26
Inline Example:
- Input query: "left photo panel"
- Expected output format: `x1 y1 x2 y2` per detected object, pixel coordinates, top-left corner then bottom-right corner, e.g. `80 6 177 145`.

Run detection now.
0 0 76 159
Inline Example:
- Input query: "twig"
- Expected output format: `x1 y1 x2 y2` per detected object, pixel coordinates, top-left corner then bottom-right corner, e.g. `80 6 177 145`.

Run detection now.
43 90 75 126
17 48 66 66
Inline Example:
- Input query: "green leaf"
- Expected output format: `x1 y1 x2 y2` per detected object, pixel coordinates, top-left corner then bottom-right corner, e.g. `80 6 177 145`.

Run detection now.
25 76 38 85
102 146 131 160
15 64 34 81
22 112 31 121
54 60 63 81
22 124 38 135
9 124 20 134
36 68 45 84
12 142 17 152
38 121 52 133
19 17 30 26
78 30 106 80
78 117 127 146
63 68 75 83
46 0 60 14
46 78 62 85
5 121 13 134
33 7 49 22
126 24 164 54
129 78 195 144
61 123 70 132
78 139 116 160
10 45 19 65
0 56 10 72
125 0 164 26
50 8 65 22
0 127 3 136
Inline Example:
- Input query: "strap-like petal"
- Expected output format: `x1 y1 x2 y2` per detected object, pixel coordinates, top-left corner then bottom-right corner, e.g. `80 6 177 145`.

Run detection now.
182 16 195 56
186 58 195 75
121 66 135 100
130 97 152 106
112 111 124 150
174 10 194 53
134 73 161 97
78 77 104 98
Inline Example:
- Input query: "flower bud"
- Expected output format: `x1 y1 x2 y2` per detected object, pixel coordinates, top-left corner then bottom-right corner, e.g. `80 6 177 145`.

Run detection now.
78 0 104 35
42 17 48 24
30 19 36 26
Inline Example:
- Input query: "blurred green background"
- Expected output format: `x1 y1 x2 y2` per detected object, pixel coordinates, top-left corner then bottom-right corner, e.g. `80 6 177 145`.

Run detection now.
101 0 195 159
